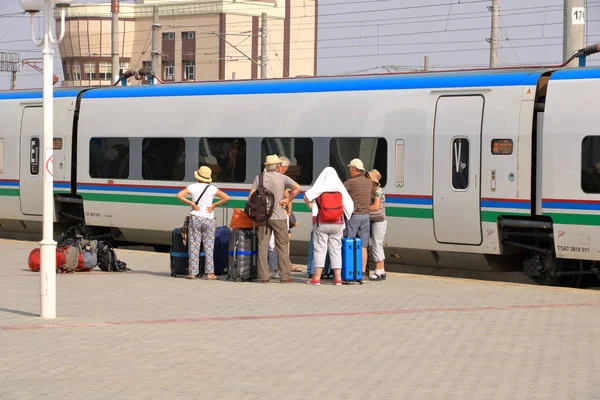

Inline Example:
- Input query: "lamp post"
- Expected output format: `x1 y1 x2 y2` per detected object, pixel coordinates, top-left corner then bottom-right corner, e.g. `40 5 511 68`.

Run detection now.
18 0 71 319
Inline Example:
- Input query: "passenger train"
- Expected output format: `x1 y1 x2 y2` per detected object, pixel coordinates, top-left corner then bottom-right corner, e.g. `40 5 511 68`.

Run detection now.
3 49 600 286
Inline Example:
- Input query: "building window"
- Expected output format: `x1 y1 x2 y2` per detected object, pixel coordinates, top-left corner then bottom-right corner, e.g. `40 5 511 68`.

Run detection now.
261 138 313 185
581 136 600 193
142 61 152 73
30 137 40 176
395 139 404 187
329 138 387 187
451 137 469 191
163 61 174 80
89 138 130 179
162 32 175 40
84 62 96 80
99 61 112 81
182 31 195 40
120 62 129 75
72 63 82 80
201 138 246 183
183 60 195 81
62 62 71 81
142 138 186 181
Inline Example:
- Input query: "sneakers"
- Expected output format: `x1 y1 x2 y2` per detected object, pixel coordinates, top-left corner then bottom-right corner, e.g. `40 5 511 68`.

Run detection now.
306 279 321 286
334 280 342 286
270 271 280 279
369 272 387 281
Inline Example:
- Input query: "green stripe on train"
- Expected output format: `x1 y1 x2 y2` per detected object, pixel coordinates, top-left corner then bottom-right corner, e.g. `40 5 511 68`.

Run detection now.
0 188 19 196
543 212 600 226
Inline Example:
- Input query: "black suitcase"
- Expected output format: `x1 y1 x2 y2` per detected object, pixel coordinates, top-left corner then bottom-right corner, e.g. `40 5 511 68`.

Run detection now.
227 228 258 282
170 228 203 277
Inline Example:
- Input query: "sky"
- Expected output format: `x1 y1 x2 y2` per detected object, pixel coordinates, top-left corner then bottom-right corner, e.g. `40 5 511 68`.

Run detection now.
0 0 599 89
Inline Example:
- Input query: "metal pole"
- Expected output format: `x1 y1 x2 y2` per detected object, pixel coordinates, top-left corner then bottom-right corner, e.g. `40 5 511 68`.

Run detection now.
41 0 57 319
424 56 429 71
564 0 586 67
260 12 268 79
489 0 499 68
151 6 160 84
11 71 16 89
111 0 120 84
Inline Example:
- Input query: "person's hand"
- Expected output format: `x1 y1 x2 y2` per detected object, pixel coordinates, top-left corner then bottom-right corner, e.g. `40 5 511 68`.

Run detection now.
279 198 290 208
191 204 200 212
207 204 216 214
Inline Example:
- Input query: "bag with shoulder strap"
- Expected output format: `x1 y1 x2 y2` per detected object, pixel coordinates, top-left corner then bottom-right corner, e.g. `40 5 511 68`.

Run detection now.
244 173 275 224
316 192 344 226
97 241 129 272
181 184 210 246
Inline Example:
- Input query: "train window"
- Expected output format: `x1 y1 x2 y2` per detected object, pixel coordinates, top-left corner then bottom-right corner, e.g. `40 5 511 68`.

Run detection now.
30 137 40 176
581 136 600 193
142 138 185 181
451 137 469 190
395 139 404 187
0 138 4 174
261 138 313 185
329 138 387 186
201 138 246 183
491 139 513 155
89 138 130 179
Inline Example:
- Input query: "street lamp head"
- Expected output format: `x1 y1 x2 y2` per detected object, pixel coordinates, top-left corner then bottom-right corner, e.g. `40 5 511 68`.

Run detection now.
51 0 73 7
18 0 44 13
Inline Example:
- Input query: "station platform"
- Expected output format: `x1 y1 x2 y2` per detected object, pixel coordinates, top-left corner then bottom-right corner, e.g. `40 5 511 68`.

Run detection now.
1 238 599 400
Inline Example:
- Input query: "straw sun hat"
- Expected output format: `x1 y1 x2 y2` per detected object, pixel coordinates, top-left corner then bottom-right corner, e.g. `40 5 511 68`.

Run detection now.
369 169 382 185
194 166 212 183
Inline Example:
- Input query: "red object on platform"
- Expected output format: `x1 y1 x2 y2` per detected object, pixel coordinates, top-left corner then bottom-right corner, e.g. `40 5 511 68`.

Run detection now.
28 247 89 273
28 248 40 272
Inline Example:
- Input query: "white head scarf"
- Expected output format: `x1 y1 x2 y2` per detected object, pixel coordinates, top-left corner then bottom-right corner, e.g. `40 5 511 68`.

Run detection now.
305 167 354 220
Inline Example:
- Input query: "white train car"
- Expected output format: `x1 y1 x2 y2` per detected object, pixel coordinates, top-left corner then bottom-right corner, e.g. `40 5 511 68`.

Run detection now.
2 63 600 285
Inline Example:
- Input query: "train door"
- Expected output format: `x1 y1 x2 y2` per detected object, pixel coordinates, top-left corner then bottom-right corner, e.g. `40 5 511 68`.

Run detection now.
432 95 484 245
19 107 43 216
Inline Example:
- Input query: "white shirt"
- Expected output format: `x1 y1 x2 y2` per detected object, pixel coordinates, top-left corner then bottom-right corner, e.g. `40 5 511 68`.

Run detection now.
187 183 219 219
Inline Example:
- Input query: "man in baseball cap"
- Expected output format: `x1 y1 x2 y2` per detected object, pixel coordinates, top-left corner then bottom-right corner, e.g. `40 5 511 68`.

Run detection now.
343 158 372 282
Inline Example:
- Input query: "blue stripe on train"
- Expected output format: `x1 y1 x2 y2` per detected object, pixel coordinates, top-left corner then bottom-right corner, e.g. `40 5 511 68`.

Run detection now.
82 71 544 100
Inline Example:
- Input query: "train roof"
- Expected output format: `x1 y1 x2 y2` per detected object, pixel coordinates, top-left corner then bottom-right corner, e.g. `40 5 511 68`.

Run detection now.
2 66 600 101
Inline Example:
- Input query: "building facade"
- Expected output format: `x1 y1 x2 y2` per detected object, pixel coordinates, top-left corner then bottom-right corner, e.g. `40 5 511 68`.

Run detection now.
57 0 317 87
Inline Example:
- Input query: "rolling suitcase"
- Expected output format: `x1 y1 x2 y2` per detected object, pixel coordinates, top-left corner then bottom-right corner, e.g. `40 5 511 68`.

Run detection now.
170 228 203 277
228 228 258 282
341 237 363 284
307 231 332 279
202 226 230 276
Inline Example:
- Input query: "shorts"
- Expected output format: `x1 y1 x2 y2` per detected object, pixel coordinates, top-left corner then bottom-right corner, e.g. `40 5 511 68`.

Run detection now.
344 214 370 248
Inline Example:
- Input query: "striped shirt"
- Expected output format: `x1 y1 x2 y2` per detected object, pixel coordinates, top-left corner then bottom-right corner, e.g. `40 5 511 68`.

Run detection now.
343 174 372 215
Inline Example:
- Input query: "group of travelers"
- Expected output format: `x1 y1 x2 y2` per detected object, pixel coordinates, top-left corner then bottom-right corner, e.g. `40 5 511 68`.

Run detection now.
176 154 387 284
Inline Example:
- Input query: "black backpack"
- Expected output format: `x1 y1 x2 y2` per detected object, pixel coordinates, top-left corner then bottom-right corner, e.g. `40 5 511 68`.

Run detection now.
97 241 129 272
244 173 275 224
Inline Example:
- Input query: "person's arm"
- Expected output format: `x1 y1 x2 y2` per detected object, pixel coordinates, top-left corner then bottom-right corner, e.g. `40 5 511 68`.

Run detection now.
369 197 381 212
248 175 259 200
176 188 200 212
303 194 313 210
207 190 230 214
280 179 301 209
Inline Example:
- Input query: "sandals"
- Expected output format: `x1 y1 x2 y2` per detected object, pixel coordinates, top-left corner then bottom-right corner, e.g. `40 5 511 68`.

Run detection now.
203 274 219 280
290 265 303 272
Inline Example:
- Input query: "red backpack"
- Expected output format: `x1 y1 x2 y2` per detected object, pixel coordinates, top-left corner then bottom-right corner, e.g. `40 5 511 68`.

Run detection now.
316 192 344 225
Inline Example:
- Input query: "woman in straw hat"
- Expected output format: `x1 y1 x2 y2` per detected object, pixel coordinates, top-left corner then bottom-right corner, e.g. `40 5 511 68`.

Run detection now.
176 166 230 280
368 169 387 281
